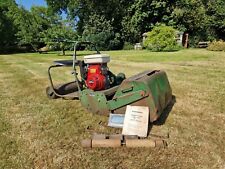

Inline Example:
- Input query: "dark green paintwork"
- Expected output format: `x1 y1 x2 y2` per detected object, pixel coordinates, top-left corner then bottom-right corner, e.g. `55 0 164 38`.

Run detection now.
80 70 172 121
108 90 148 110
80 89 109 115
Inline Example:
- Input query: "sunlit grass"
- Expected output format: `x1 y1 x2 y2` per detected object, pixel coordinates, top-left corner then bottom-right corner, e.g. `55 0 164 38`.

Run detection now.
0 49 225 168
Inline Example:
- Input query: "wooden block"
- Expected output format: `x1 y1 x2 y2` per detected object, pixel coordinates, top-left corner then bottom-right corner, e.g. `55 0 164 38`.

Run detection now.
92 134 106 140
92 139 121 148
126 139 156 148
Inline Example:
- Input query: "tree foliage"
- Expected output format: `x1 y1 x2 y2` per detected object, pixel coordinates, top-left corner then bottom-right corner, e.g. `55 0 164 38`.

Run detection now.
12 6 63 50
46 0 127 50
206 0 225 40
1 0 225 51
0 0 18 47
45 0 225 49
82 14 121 50
0 1 77 53
43 20 78 55
172 0 225 45
121 0 174 43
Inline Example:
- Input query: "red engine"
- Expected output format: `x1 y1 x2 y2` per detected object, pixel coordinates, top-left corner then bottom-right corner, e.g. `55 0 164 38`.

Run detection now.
86 64 107 91
84 54 125 91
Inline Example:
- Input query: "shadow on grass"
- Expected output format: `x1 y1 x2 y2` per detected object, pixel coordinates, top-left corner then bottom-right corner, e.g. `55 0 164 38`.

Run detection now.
148 95 176 135
56 53 98 57
154 95 176 125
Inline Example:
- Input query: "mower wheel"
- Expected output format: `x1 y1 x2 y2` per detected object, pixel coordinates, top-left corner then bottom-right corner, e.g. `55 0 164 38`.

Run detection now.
46 86 58 99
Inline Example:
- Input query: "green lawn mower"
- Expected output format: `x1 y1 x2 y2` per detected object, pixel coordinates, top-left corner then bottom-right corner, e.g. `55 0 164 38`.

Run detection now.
46 41 172 124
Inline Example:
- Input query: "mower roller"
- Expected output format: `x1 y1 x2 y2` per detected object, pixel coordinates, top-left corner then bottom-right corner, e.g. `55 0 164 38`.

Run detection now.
81 134 166 148
46 41 172 122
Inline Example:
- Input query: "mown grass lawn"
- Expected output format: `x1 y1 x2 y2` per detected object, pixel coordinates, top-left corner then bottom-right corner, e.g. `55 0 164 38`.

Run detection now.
0 49 225 169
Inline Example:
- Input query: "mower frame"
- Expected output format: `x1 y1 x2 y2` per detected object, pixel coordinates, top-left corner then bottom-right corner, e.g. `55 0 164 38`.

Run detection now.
47 41 100 99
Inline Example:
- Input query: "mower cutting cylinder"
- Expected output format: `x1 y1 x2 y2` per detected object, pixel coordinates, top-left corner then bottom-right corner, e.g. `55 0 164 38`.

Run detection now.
46 81 80 99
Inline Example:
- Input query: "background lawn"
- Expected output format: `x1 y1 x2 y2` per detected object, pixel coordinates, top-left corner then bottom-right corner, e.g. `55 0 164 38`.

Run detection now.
0 49 225 168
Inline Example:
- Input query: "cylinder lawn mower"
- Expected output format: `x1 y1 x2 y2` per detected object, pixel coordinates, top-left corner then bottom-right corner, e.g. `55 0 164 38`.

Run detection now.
46 41 172 123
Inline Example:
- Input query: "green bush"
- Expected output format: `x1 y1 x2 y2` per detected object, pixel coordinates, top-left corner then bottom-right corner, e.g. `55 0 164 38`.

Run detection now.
123 42 133 50
207 40 225 51
144 25 181 52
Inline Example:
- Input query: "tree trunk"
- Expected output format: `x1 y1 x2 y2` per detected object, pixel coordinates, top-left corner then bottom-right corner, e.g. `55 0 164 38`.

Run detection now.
62 48 65 56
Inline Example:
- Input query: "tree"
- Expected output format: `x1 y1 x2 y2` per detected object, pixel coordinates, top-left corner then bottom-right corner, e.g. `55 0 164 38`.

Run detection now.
82 14 121 50
1 0 222 51
172 0 208 45
12 6 59 50
0 0 18 48
205 0 225 40
46 0 174 47
46 0 127 49
42 20 78 55
121 0 174 43
172 0 225 45
46 0 126 33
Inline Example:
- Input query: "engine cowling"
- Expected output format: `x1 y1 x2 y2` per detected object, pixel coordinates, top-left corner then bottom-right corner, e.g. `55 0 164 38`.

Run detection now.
86 64 106 91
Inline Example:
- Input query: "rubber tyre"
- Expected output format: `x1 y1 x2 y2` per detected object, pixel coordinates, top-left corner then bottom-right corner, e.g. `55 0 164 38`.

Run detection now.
46 86 58 99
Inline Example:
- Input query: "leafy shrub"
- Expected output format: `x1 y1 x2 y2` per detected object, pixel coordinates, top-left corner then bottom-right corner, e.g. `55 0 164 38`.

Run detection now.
207 40 225 51
143 25 181 52
123 42 133 50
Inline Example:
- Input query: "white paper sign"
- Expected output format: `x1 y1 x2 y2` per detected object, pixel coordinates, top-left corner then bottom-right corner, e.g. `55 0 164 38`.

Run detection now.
122 105 149 137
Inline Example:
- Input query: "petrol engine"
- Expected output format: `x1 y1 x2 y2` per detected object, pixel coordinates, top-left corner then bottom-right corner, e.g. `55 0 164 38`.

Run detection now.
83 54 124 91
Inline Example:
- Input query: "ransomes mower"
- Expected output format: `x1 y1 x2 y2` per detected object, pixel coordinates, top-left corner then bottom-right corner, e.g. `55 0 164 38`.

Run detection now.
46 41 172 123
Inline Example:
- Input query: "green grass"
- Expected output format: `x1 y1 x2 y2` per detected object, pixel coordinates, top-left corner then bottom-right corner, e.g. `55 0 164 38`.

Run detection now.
106 49 215 62
0 49 225 168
